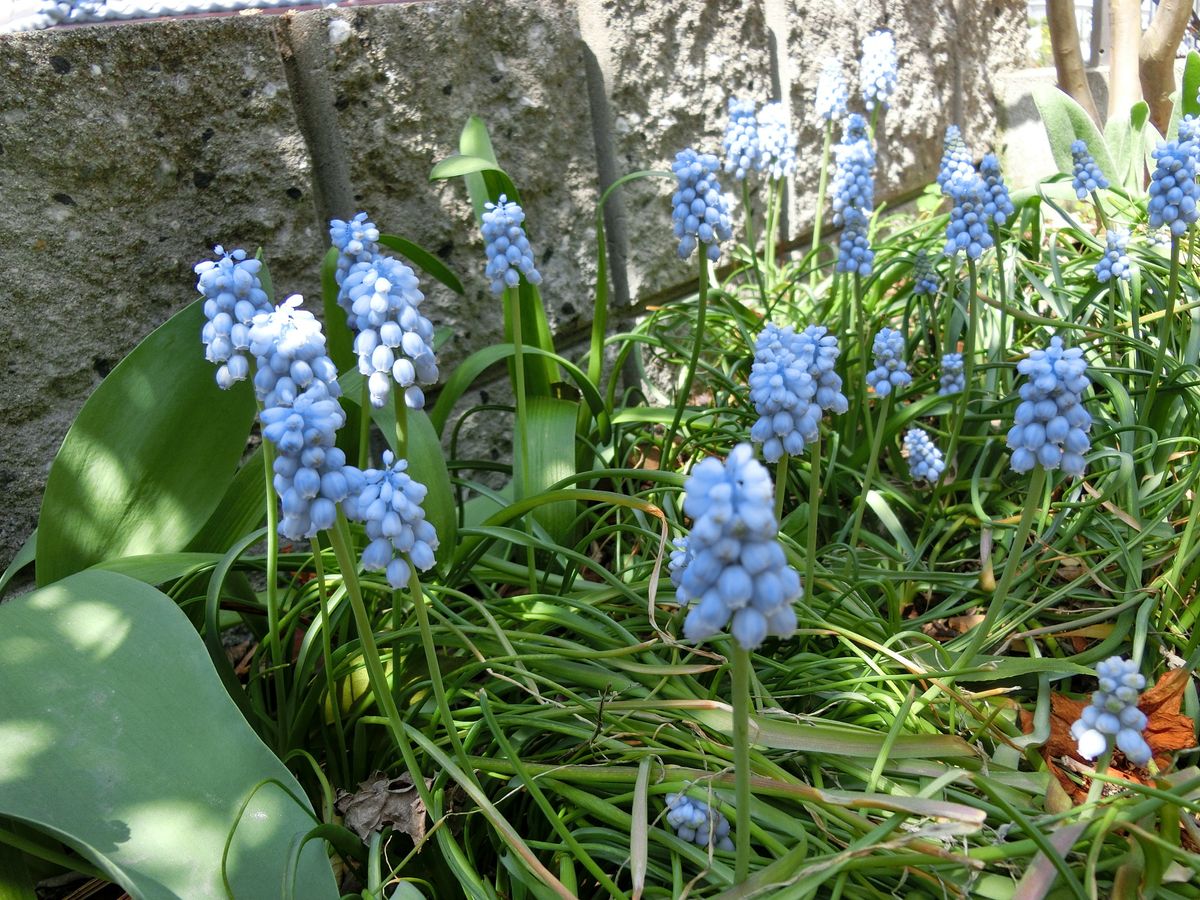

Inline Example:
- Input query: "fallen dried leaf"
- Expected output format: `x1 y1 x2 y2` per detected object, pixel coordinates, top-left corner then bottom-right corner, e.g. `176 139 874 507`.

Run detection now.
335 772 432 845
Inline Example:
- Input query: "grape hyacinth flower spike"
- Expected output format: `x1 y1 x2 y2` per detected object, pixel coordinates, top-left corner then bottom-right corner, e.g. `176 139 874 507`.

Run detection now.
749 323 847 463
912 249 939 296
938 352 964 396
1095 228 1132 283
937 126 973 194
1071 140 1109 200
866 327 912 397
755 101 797 181
195 246 274 390
1070 656 1152 767
980 153 1014 227
859 30 897 112
329 211 381 286
815 56 848 122
669 444 801 651
665 793 734 852
342 450 439 589
1148 133 1200 236
903 428 946 484
1007 336 1092 477
671 148 734 261
481 195 543 294
943 173 994 260
722 97 760 181
832 114 876 277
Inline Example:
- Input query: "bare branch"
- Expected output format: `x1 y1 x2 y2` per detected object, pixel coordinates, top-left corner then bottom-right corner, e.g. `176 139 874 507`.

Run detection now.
1140 0 1191 132
1047 0 1102 126
1108 0 1143 118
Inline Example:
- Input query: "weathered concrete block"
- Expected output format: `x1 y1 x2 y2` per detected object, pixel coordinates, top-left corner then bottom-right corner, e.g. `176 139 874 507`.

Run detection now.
0 16 318 570
312 0 599 372
581 0 774 302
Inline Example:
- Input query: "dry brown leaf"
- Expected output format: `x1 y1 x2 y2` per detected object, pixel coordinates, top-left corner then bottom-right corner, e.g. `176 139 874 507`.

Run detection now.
335 772 432 845
1019 670 1197 803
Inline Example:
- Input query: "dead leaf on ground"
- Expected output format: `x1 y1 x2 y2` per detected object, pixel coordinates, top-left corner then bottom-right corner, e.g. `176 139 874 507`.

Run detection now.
921 613 985 642
1019 669 1197 803
336 771 432 845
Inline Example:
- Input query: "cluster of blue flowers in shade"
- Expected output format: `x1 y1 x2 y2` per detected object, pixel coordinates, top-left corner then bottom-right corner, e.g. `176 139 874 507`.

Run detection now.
938 352 964 396
912 250 939 296
1070 140 1109 200
859 30 897 111
721 98 759 181
1148 129 1200 236
903 428 945 483
937 126 973 193
980 154 1014 227
866 328 911 397
1095 228 1132 283
331 212 439 410
748 323 847 462
1007 336 1091 477
671 149 734 261
832 114 876 276
1070 657 1152 767
341 451 439 589
943 173 995 260
814 57 848 122
480 195 544 294
669 444 801 651
720 99 797 182
195 246 274 390
248 296 354 542
665 793 734 852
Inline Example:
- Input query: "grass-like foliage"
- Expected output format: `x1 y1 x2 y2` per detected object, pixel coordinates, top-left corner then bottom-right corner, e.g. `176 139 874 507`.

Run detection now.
5 49 1200 900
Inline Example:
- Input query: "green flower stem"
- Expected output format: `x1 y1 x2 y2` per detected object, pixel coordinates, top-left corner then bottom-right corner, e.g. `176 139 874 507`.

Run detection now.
806 430 822 596
957 465 1047 665
742 180 768 309
764 178 781 290
1141 236 1181 425
357 378 371 470
731 643 752 883
309 537 349 786
773 453 789 525
407 562 468 770
1084 749 1113 807
809 122 834 293
848 396 890 550
393 391 408 459
990 224 1009 392
256 407 287 740
1090 190 1110 233
940 256 979 494
327 514 433 809
663 251 709 469
506 285 537 594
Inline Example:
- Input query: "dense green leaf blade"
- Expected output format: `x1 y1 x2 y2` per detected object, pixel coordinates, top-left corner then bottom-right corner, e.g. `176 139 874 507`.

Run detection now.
429 154 504 182
1183 50 1200 121
186 444 267 554
36 301 256 586
378 234 465 295
1033 85 1117 182
0 569 338 899
320 245 356 375
0 840 36 900
0 531 36 599
91 552 223 586
516 396 579 544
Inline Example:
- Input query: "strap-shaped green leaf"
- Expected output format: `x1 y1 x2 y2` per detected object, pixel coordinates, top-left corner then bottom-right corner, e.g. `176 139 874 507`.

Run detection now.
1033 84 1118 182
0 569 338 898
36 301 256 586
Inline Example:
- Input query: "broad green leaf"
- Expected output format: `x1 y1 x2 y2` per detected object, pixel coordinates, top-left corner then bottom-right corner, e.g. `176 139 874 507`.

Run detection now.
0 840 35 900
0 569 338 899
1104 107 1135 189
36 301 256 586
0 531 35 599
91 552 223 586
1032 85 1117 183
186 444 268 554
378 234 465 295
1184 50 1200 120
515 396 580 544
428 153 504 182
320 245 356 374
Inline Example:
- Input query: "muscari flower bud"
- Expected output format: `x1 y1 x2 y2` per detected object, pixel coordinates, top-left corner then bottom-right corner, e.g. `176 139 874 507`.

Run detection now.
859 30 897 112
980 153 1014 227
903 427 945 483
721 97 760 181
938 352 964 396
1070 140 1109 200
329 212 380 287
937 126 974 194
671 148 734 262
831 114 875 226
1148 134 1200 237
815 56 849 123
1095 228 1133 283
670 444 801 651
866 327 911 398
1007 335 1092 477
1070 656 1152 767
664 793 734 853
756 101 797 181
912 249 940 296
481 194 543 295
943 173 995 260
195 245 274 390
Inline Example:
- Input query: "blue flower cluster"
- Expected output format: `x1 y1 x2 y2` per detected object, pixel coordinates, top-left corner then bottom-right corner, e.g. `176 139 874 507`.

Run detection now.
815 56 848 122
671 149 734 261
836 209 874 276
669 444 801 651
859 30 897 111
756 101 797 181
1007 336 1092 476
980 154 1014 227
866 328 911 397
832 114 876 276
748 323 847 462
1071 140 1109 200
195 246 274 390
665 793 734 852
1095 228 1132 283
937 126 973 194
342 450 439 589
943 174 995 260
938 352 964 396
721 97 759 181
912 249 939 296
249 296 354 541
481 195 544 294
1148 133 1200 236
330 211 380 289
1180 114 1199 145
903 427 945 483
1070 657 1152 767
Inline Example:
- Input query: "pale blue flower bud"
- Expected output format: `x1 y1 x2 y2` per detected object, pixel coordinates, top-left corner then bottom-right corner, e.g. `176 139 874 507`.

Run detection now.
671 149 734 261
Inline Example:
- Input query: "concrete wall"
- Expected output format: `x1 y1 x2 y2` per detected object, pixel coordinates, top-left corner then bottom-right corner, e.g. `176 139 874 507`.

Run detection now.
0 0 1028 570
